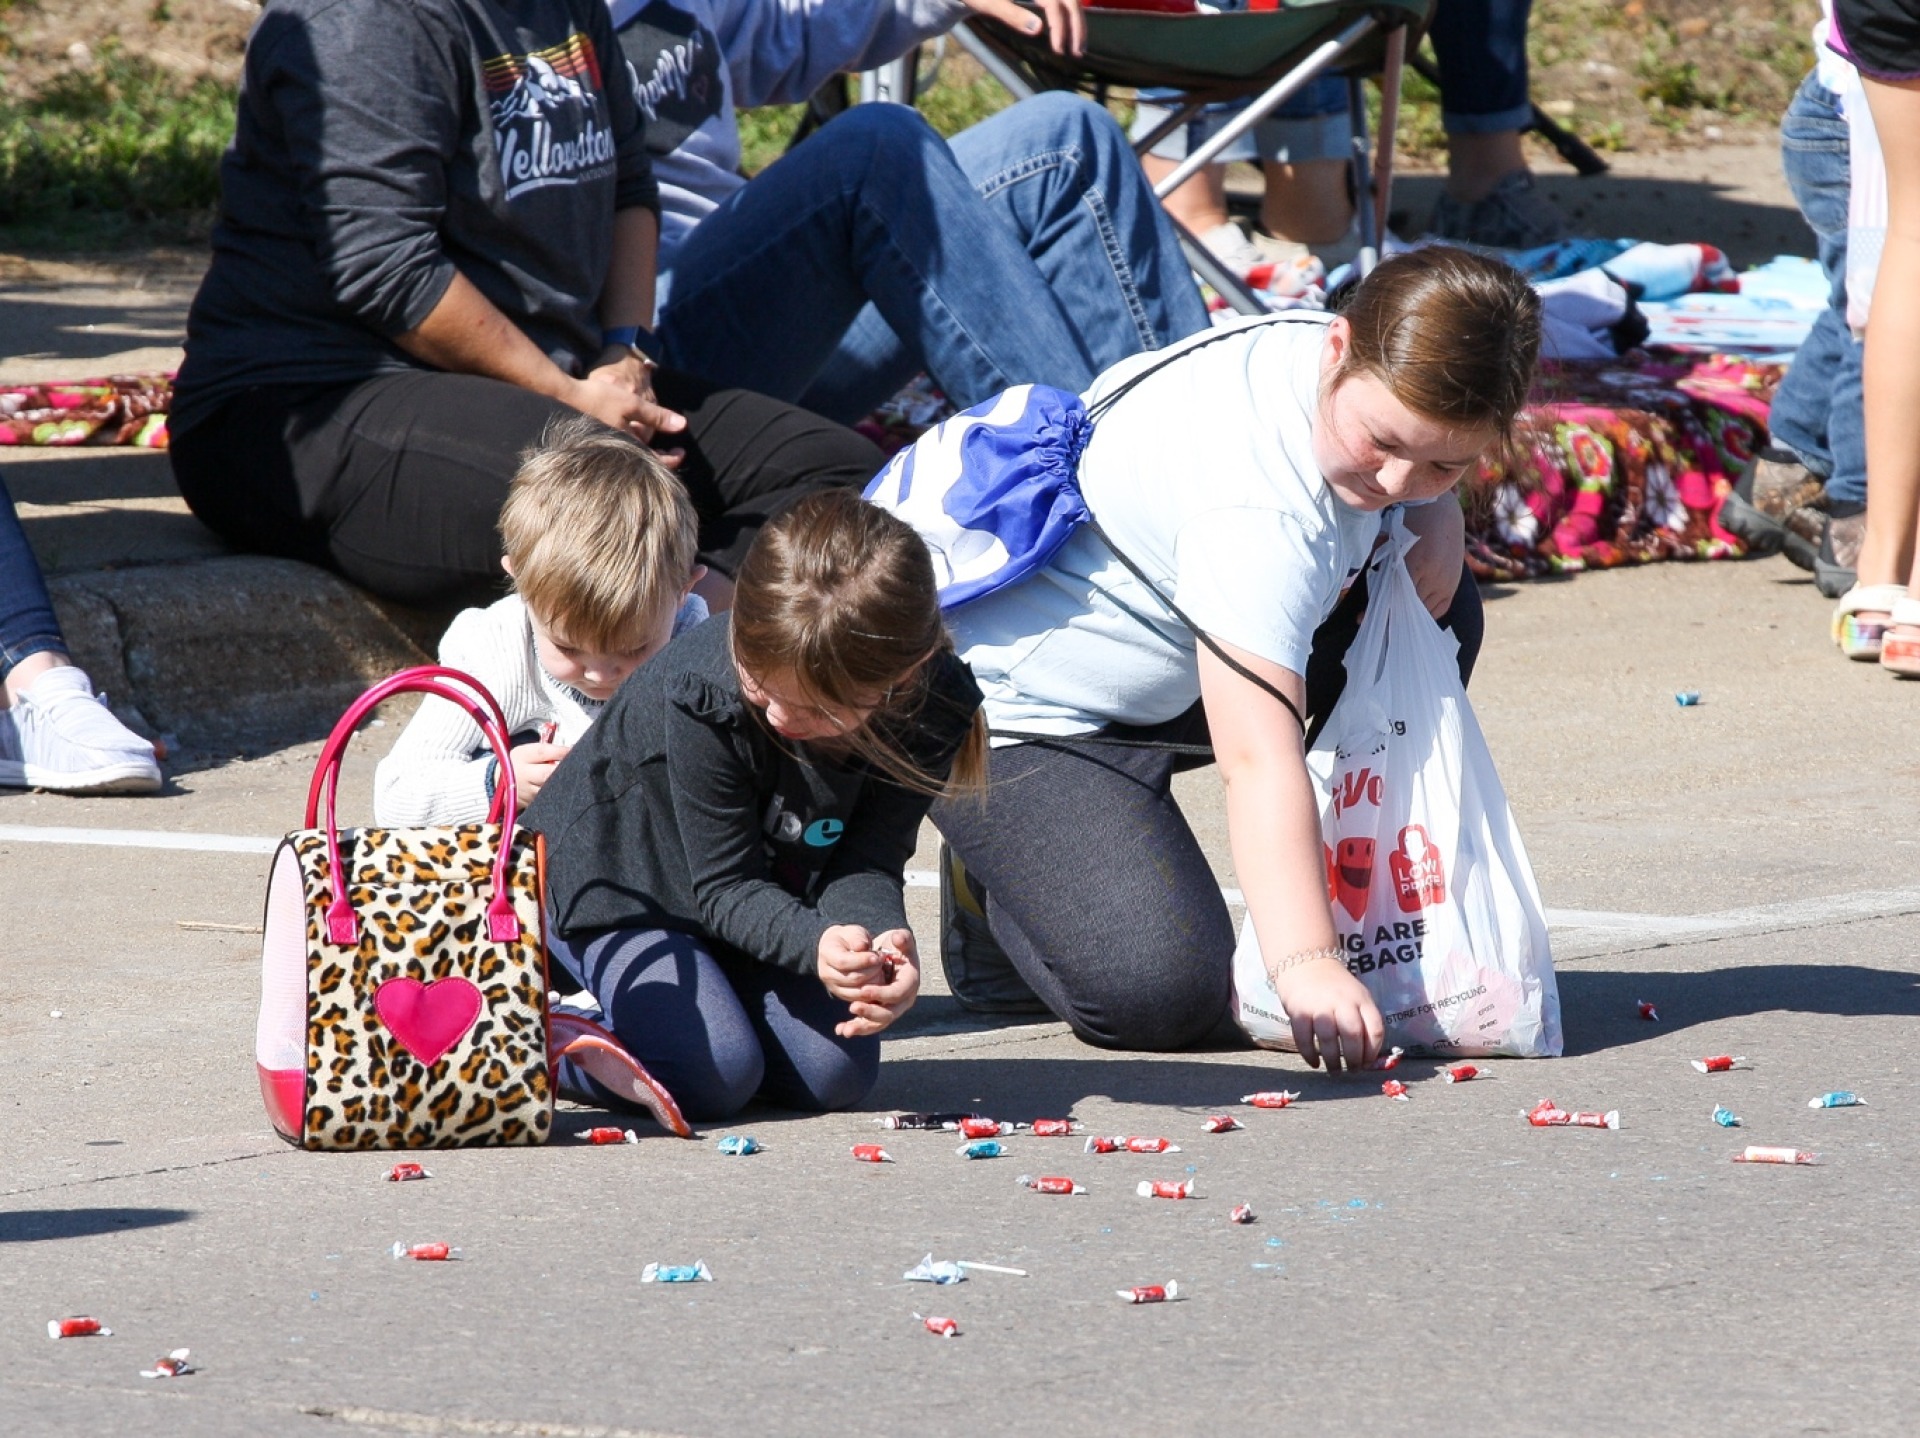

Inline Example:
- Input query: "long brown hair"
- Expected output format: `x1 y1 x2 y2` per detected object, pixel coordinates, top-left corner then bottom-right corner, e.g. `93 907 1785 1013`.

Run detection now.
1328 246 1542 445
730 490 988 797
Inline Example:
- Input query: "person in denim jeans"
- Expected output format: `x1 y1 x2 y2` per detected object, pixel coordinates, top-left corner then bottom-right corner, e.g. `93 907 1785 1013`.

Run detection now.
1726 66 1868 596
658 92 1212 426
0 473 161 794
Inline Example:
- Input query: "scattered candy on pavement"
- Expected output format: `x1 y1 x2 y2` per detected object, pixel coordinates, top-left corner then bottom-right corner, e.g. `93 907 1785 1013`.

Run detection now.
1018 1173 1086 1195
384 1162 431 1182
1691 1056 1746 1074
578 1127 637 1145
1637 1000 1659 1022
1138 1179 1197 1200
1086 1135 1180 1154
1525 1099 1621 1130
715 1135 762 1156
1241 1091 1300 1109
1230 1204 1256 1224
903 1255 967 1285
140 1349 194 1379
1028 1119 1082 1136
1712 1106 1741 1128
878 1113 974 1130
1118 1282 1180 1304
641 1261 713 1283
1732 1146 1820 1166
1809 1092 1866 1108
1368 1047 1407 1071
391 1241 459 1261
956 1139 1006 1160
1381 1080 1409 1101
47 1317 110 1339
851 1144 894 1163
1201 1115 1243 1133
1441 1065 1485 1083
1675 690 1701 707
915 1313 959 1337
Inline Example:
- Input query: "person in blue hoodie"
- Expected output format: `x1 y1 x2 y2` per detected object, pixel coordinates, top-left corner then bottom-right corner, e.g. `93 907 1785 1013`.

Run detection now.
612 0 1212 426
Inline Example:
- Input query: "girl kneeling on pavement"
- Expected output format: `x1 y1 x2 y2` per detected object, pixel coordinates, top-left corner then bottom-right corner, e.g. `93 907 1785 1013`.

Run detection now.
882 247 1541 1072
525 491 985 1119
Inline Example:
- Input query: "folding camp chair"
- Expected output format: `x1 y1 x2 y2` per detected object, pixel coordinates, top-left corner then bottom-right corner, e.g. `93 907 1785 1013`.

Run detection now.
953 0 1431 315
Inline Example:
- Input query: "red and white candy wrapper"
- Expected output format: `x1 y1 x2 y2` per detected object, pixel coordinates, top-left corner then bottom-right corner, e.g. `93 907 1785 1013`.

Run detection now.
391 1241 459 1261
1017 1173 1086 1195
1368 1046 1406 1072
1028 1118 1082 1136
954 1117 1016 1139
48 1317 111 1339
1241 1091 1300 1109
1524 1099 1620 1130
1441 1065 1485 1083
1691 1055 1746 1074
916 1313 960 1337
1731 1146 1820 1166
578 1127 638 1145
851 1144 895 1163
385 1162 431 1182
1201 1115 1243 1133
1381 1080 1409 1101
1117 1281 1180 1304
1229 1204 1256 1224
140 1349 194 1379
1637 1000 1659 1022
1137 1179 1197 1200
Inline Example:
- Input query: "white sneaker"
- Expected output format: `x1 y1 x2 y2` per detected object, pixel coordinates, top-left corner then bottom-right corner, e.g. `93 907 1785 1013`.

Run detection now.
0 665 162 794
1194 220 1266 276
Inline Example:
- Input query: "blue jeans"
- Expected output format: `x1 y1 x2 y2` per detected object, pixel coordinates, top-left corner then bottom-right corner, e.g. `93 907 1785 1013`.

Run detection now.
0 472 67 684
549 926 878 1120
1430 0 1535 134
657 92 1211 426
1766 70 1867 507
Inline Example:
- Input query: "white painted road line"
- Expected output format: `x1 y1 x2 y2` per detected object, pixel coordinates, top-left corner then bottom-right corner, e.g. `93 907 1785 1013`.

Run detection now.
5 824 1918 951
0 824 279 855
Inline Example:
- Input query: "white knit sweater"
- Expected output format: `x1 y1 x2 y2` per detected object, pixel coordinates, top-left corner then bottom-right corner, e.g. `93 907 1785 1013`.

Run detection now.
373 592 707 826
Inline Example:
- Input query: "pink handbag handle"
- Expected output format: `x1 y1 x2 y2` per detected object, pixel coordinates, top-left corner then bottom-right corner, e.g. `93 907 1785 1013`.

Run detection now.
305 665 523 947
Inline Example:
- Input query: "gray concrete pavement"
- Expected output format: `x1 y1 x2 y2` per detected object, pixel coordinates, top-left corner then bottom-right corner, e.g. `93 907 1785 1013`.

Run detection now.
5 554 1917 1437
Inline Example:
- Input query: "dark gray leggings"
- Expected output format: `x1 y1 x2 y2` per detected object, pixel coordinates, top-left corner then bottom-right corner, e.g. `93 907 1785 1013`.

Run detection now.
548 926 878 1121
931 568 1483 1053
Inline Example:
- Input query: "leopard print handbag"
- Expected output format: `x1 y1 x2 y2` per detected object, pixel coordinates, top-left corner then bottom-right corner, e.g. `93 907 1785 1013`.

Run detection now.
255 666 556 1150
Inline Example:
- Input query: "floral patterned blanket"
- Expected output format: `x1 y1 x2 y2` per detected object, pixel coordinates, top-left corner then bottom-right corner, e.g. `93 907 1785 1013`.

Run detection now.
0 374 171 448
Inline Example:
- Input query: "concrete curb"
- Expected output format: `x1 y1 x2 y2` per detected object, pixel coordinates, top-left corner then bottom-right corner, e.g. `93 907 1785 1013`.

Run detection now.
48 556 427 749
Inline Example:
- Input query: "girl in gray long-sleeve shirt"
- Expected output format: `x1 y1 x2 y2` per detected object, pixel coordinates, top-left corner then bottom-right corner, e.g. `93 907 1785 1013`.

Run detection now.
525 491 985 1120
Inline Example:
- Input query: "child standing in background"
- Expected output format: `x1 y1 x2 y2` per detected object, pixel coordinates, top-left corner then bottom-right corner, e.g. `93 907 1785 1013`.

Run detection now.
374 416 707 825
525 491 986 1120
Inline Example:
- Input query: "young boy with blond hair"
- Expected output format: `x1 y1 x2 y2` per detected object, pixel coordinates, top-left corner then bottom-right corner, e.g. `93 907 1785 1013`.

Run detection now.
375 416 706 824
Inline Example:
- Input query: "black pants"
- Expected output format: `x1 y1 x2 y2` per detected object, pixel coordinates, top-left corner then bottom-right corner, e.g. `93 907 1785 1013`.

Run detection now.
930 570 1483 1053
168 368 885 609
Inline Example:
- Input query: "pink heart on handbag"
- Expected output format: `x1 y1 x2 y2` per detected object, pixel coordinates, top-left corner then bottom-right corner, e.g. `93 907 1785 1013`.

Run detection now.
373 976 483 1067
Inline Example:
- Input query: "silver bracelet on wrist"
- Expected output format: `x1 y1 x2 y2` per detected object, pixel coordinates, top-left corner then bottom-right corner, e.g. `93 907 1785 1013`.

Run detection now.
1266 944 1346 989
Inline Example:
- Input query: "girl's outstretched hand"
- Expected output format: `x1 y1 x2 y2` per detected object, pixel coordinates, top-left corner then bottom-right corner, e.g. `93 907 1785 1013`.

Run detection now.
834 929 920 1039
1275 956 1385 1074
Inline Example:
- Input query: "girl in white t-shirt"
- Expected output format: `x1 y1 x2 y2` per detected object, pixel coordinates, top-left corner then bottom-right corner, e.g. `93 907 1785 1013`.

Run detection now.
910 247 1542 1070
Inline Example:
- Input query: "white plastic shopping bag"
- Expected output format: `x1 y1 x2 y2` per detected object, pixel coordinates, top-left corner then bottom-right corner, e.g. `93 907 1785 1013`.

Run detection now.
1233 519 1562 1057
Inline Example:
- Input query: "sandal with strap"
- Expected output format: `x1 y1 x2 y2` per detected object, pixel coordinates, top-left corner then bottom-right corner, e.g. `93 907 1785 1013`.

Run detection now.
1881 597 1920 678
1832 583 1907 661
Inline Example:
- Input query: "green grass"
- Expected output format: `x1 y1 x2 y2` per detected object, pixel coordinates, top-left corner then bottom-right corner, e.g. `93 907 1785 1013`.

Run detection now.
737 68 1010 177
0 44 232 246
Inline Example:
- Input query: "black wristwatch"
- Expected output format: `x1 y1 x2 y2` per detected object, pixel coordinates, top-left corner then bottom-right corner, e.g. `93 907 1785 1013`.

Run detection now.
601 324 662 362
